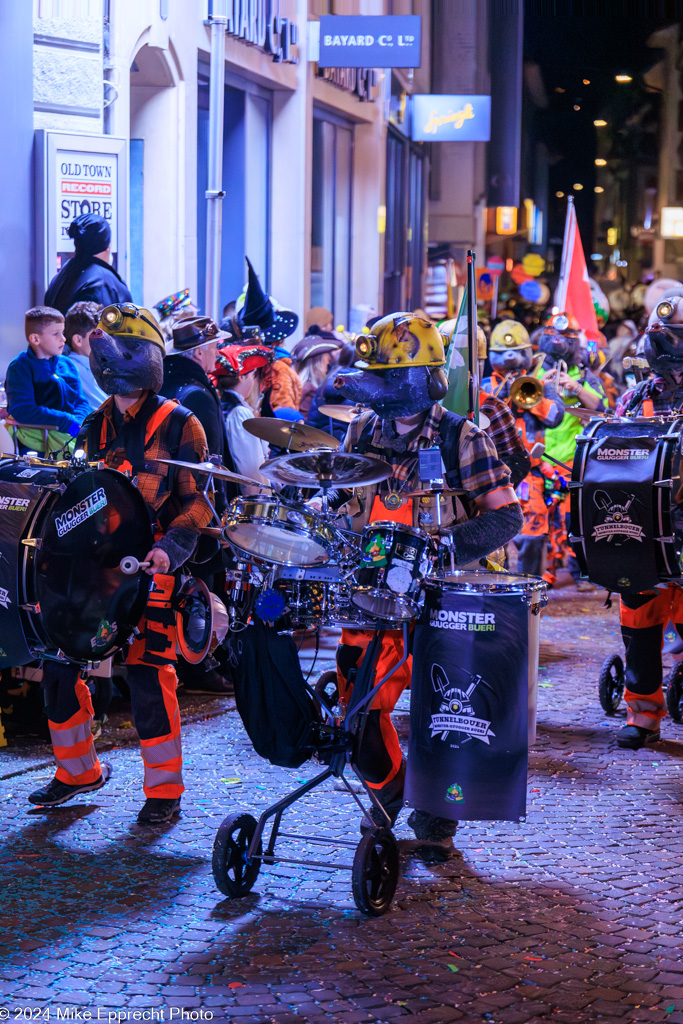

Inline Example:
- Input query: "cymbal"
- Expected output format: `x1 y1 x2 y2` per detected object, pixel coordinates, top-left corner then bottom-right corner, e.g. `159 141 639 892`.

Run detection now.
243 417 340 452
566 406 611 421
152 458 267 489
260 449 392 488
318 404 367 425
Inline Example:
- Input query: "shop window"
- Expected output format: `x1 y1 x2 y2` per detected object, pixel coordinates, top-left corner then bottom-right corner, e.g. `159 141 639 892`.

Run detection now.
311 112 353 326
384 128 426 312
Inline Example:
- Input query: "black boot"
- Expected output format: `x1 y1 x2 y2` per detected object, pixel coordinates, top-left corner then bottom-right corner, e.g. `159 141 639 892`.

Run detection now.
617 724 660 749
360 760 406 832
404 809 458 862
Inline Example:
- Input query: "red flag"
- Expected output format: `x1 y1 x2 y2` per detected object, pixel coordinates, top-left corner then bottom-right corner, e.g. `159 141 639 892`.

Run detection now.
555 198 600 339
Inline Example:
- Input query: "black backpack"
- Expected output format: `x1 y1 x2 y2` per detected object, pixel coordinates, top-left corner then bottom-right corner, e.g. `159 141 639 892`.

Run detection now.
228 617 320 769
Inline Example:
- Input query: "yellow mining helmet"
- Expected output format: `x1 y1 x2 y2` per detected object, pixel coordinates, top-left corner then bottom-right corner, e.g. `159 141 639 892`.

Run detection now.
489 319 531 352
98 303 166 354
355 312 445 369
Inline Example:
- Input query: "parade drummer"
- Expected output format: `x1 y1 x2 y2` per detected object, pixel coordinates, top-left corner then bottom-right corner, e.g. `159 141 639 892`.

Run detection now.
482 319 565 578
612 296 683 749
28 303 213 824
331 313 523 858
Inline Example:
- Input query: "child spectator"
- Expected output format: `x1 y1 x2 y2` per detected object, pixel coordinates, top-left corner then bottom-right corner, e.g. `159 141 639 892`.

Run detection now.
6 306 90 454
64 301 107 410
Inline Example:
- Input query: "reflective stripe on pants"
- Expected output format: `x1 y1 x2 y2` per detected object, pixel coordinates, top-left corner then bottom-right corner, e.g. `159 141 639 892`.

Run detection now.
50 676 102 786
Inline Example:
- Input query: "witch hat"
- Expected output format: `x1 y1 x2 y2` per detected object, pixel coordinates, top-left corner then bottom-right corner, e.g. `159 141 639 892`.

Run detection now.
236 257 299 344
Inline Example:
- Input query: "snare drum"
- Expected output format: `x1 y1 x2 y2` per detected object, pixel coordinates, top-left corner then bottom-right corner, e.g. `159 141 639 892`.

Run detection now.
351 521 432 622
222 495 339 567
405 571 547 823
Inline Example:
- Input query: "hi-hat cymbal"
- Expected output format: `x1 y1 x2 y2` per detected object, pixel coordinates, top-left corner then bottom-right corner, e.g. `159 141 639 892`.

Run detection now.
152 458 268 489
243 417 340 452
260 449 392 487
318 404 367 425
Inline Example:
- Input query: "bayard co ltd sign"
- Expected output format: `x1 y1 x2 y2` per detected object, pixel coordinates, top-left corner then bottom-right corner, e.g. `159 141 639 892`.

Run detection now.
411 94 491 143
318 15 421 68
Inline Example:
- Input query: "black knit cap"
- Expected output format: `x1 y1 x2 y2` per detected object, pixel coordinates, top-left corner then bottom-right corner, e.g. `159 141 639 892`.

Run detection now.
68 214 111 256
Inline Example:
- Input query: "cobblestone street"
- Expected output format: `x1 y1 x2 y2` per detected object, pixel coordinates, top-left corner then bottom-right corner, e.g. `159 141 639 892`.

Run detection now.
2 577 683 1024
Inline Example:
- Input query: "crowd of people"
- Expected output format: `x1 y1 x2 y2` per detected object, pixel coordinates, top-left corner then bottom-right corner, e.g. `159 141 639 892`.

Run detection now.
2 209 679 837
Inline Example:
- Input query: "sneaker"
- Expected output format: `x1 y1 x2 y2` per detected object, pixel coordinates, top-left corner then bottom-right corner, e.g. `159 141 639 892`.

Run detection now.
28 762 111 806
179 668 233 696
136 797 181 825
616 724 661 749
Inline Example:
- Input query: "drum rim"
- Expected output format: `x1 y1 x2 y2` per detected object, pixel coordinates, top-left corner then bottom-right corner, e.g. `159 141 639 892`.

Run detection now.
350 584 420 620
426 569 547 594
225 532 332 567
362 520 430 541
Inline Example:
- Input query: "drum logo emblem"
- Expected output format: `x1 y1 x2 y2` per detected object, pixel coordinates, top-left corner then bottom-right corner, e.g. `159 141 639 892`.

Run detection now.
0 587 10 610
446 783 464 803
91 619 116 649
364 534 388 566
430 663 495 747
592 490 644 544
55 487 107 537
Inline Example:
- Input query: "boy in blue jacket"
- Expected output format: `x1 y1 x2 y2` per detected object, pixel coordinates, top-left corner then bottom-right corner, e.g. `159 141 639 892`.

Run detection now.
6 306 90 454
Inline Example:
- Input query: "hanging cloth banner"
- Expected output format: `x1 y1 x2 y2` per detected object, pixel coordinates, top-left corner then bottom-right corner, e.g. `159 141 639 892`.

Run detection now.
405 586 529 822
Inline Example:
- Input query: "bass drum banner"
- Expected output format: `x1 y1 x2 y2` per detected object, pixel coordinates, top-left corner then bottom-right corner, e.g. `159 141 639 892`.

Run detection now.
405 585 529 822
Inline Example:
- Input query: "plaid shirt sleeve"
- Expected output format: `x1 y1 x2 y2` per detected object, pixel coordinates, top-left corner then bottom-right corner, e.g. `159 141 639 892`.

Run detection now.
456 420 512 502
154 412 213 534
479 394 527 461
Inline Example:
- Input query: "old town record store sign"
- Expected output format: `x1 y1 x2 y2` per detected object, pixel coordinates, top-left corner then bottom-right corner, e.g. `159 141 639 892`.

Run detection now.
318 15 421 68
411 94 491 142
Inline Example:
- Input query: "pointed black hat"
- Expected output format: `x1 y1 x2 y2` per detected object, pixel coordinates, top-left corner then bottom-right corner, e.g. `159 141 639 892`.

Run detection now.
237 257 299 344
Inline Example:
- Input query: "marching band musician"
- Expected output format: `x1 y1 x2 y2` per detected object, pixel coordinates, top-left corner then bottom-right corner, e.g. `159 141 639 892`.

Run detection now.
28 303 213 824
482 319 565 578
612 296 683 749
331 313 523 858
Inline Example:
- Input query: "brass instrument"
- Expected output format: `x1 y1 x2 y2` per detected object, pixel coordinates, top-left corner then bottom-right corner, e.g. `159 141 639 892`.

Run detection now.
509 354 546 410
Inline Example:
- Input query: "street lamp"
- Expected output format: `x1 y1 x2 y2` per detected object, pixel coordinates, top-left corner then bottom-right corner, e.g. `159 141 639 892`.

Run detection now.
615 74 632 83
595 158 607 166
594 119 607 127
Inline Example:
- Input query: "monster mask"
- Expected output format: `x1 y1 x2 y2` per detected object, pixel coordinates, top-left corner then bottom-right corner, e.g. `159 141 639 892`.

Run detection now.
489 319 533 375
333 313 447 419
644 296 683 380
539 313 581 368
90 303 166 396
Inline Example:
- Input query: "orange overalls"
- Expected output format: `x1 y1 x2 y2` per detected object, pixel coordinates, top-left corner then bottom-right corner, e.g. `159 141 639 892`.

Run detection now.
337 496 413 800
42 402 186 799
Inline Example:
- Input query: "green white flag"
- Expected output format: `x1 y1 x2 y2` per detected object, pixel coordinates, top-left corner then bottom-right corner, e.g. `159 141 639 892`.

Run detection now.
441 287 471 418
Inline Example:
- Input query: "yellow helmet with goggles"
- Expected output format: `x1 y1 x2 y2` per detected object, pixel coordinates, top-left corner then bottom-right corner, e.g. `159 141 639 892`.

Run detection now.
98 303 166 354
489 319 530 352
354 312 445 369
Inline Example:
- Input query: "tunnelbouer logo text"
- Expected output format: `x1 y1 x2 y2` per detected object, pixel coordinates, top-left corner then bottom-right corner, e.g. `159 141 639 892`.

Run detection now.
55 488 107 537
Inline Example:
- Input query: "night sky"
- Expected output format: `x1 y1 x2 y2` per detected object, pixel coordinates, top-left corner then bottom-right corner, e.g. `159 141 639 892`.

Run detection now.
523 11 676 249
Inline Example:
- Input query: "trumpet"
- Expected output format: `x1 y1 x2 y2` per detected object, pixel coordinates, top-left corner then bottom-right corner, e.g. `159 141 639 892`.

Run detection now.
509 354 547 410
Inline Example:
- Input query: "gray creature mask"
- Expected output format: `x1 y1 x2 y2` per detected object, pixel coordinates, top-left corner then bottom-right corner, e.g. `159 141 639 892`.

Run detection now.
334 365 448 420
89 329 164 396
489 347 533 374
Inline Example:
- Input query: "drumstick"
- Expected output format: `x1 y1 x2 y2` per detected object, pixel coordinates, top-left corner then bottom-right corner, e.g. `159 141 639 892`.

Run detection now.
119 556 151 575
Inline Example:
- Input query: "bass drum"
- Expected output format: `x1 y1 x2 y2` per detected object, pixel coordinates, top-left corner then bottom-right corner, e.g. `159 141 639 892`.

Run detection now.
570 417 683 594
0 459 153 667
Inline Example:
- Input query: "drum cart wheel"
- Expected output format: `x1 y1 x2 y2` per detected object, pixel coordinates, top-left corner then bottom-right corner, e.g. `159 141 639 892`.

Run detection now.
351 827 400 917
598 654 625 714
212 812 262 897
211 626 408 915
666 663 683 724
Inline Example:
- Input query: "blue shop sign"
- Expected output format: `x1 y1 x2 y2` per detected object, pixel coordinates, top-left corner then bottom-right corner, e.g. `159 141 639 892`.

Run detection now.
318 15 421 68
411 95 491 142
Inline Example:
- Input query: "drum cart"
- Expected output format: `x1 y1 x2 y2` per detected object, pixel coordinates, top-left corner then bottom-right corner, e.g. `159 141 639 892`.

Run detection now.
598 650 683 723
211 623 409 916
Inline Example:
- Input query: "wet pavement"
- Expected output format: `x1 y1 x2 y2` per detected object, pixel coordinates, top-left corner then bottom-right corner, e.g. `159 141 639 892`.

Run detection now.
2 573 683 1023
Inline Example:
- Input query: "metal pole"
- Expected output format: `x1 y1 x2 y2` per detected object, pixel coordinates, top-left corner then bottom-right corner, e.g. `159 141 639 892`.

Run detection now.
205 0 228 321
466 249 479 424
